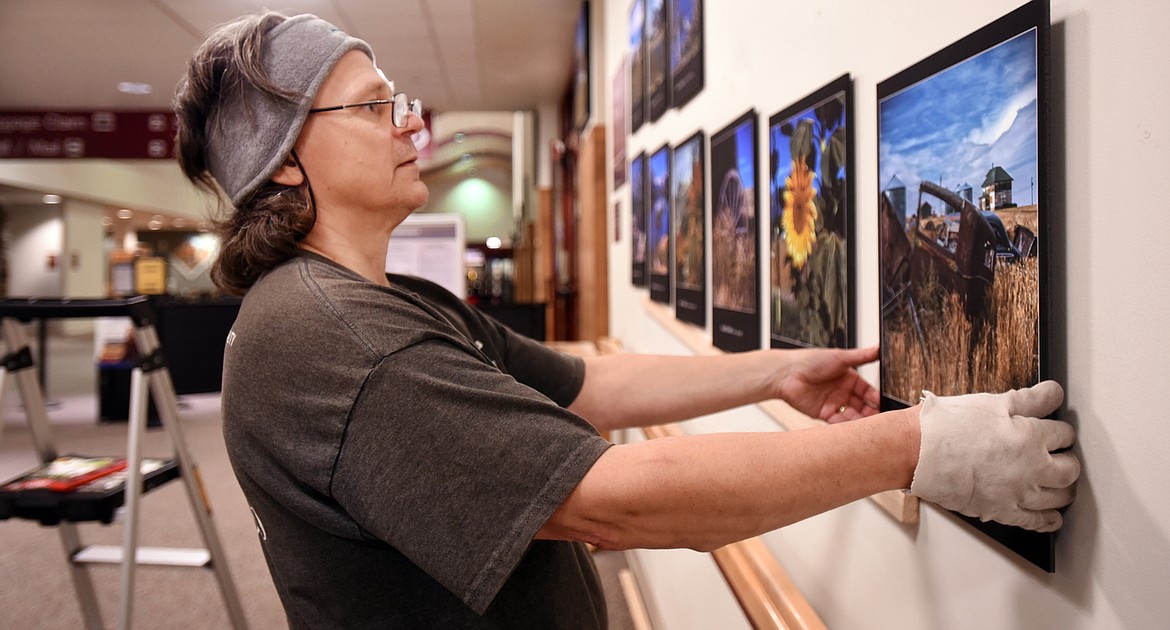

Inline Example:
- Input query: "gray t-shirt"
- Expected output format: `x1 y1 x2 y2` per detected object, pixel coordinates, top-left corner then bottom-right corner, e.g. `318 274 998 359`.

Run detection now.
222 252 612 628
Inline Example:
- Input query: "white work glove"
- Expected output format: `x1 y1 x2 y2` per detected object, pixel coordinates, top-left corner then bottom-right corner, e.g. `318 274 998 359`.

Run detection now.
909 380 1080 532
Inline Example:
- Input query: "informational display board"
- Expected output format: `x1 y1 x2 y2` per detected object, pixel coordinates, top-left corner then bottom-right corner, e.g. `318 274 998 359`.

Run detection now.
385 213 467 299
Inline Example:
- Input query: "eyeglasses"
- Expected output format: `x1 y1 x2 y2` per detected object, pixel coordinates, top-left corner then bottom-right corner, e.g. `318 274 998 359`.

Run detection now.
308 92 422 128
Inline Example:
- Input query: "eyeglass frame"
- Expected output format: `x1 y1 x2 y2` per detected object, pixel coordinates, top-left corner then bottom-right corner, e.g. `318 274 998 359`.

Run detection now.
308 91 422 128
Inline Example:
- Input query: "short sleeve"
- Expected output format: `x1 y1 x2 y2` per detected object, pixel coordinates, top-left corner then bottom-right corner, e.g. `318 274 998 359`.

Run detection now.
330 339 611 614
487 318 585 407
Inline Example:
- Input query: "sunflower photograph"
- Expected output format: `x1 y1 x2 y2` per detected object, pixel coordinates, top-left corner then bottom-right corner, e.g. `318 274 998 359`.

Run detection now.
768 76 853 349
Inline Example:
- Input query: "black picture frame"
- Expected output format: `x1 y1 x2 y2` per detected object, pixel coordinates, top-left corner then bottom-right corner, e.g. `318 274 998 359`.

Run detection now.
673 131 706 327
877 0 1053 571
710 109 761 352
769 74 854 350
646 0 669 121
572 2 591 133
631 152 648 286
669 0 704 109
629 0 646 133
649 144 672 303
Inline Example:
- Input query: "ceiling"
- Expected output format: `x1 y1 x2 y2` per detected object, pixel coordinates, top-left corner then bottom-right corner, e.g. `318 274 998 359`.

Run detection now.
0 0 584 113
0 0 584 226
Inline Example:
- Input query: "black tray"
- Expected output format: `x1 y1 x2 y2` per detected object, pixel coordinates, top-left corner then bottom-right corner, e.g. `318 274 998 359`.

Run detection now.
0 458 180 525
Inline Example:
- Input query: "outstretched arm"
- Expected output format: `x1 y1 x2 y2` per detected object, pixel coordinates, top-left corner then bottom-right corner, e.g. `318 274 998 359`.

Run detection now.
568 346 881 432
540 406 921 551
543 381 1079 549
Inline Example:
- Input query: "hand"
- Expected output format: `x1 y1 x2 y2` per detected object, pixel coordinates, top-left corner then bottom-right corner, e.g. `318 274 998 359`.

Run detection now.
909 381 1081 532
773 346 881 423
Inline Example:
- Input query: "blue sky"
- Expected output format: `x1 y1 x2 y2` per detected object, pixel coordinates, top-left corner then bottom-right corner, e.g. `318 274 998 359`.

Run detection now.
879 29 1039 212
672 136 698 204
671 0 696 65
650 148 670 241
769 96 845 222
735 120 755 188
630 0 643 48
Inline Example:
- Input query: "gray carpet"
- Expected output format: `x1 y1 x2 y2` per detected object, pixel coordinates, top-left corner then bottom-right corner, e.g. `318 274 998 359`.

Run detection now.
1 328 638 629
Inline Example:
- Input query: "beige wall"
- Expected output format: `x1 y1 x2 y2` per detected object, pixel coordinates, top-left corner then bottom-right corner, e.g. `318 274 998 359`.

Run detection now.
601 0 1170 628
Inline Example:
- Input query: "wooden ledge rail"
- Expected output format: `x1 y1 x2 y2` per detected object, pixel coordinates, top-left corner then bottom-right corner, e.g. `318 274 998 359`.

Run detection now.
639 298 919 525
642 423 827 630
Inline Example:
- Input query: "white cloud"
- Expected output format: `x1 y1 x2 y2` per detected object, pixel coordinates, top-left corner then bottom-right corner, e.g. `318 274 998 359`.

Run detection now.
965 87 1036 147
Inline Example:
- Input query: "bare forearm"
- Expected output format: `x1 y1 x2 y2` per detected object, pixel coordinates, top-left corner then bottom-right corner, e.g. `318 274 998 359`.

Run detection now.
540 407 921 551
569 351 780 430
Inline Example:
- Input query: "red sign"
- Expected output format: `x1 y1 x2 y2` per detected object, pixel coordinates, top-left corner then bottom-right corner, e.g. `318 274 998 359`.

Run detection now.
0 111 177 159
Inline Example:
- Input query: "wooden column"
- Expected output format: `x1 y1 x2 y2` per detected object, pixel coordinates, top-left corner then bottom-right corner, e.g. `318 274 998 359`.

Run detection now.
575 124 609 341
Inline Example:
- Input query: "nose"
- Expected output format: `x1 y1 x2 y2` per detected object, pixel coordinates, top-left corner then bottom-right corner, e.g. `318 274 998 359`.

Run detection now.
400 109 424 134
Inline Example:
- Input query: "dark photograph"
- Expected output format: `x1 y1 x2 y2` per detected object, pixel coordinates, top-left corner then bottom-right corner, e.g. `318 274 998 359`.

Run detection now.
669 0 704 109
631 153 648 286
572 3 590 132
673 131 706 326
646 0 669 121
769 75 853 350
629 0 646 132
710 110 760 352
649 144 672 303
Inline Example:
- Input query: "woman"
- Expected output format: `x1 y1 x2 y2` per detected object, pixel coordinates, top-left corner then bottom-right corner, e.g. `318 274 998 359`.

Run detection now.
174 12 1078 629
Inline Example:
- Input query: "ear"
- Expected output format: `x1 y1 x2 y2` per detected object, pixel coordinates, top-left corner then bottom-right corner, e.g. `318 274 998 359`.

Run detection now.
271 155 305 187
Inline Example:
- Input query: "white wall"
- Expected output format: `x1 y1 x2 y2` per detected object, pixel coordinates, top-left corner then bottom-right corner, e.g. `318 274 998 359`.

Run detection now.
600 0 1170 628
62 199 106 298
5 204 63 297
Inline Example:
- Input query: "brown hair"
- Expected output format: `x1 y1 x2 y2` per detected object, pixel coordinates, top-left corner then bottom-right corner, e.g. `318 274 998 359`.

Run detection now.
173 12 315 295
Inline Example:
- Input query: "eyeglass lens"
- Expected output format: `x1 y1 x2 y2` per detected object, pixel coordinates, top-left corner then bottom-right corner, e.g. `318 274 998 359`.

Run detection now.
391 93 422 127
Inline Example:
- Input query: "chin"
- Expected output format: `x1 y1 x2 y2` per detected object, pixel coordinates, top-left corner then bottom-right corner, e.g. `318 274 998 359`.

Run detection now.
409 182 430 209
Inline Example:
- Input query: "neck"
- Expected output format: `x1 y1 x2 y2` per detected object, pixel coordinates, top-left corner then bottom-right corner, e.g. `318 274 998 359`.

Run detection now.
301 217 393 287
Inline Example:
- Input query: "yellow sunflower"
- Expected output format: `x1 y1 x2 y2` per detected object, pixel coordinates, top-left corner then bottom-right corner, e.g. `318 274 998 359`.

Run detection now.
782 160 818 270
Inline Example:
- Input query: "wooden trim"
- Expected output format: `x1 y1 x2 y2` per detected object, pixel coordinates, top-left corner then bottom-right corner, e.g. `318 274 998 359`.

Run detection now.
618 569 655 630
638 297 919 525
639 421 826 630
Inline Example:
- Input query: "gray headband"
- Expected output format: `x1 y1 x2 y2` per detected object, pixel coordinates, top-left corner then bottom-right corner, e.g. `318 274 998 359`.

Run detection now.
205 14 373 206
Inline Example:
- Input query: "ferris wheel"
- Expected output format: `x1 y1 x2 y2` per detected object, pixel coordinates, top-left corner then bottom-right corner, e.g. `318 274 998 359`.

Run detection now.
718 169 750 235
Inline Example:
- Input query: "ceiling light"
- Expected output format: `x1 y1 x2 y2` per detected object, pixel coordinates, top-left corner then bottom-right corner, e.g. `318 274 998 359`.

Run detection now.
460 153 473 165
42 194 62 204
453 132 467 143
117 82 153 95
101 217 113 227
116 208 133 220
148 220 162 231
172 218 186 228
486 237 502 250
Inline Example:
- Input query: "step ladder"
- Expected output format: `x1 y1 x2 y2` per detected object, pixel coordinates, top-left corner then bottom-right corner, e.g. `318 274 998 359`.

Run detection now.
0 297 248 630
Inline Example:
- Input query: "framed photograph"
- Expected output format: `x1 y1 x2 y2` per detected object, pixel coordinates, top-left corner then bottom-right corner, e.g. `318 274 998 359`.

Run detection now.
673 131 706 326
669 0 704 109
769 74 854 349
572 2 591 132
710 110 761 352
613 55 628 188
631 152 648 286
648 144 672 304
878 0 1052 570
629 0 646 132
646 0 669 121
